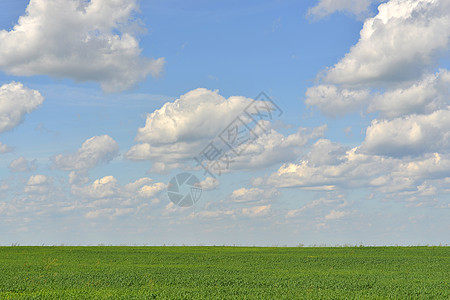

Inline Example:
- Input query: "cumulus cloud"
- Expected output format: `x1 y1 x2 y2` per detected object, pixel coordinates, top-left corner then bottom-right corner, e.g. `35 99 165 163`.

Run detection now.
266 137 450 199
85 207 135 219
24 174 52 194
368 69 450 118
0 0 164 92
68 170 89 185
285 195 355 226
126 88 324 172
199 177 220 191
308 0 380 19
305 85 370 117
130 88 252 147
305 1 450 118
72 175 166 200
227 125 327 172
323 0 450 86
0 82 44 134
241 205 271 217
231 187 279 204
72 175 119 199
0 142 13 154
71 175 165 219
324 209 353 220
124 177 166 198
266 139 389 189
52 135 119 170
9 157 37 172
125 88 252 167
362 109 450 157
369 153 450 195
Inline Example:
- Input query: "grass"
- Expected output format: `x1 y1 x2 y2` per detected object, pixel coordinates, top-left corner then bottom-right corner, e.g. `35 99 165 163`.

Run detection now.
0 246 448 299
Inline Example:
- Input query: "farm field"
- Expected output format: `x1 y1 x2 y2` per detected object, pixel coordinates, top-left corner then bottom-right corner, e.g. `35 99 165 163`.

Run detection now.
0 246 448 299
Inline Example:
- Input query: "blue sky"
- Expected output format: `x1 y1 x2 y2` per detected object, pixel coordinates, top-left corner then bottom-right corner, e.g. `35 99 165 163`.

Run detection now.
0 0 449 246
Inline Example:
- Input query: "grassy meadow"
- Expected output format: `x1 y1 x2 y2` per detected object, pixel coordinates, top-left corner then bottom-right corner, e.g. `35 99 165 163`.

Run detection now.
0 246 448 299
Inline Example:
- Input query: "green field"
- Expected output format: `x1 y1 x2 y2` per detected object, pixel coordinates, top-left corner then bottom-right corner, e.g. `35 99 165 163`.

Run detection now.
0 246 448 299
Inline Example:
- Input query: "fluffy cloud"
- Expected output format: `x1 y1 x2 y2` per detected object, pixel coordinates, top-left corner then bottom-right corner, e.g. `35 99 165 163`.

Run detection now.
305 1 450 118
241 205 272 217
0 0 164 92
267 139 393 190
324 0 450 86
0 142 13 154
199 177 219 191
227 125 326 172
24 174 52 194
305 85 370 117
286 195 352 222
302 0 450 200
72 175 166 200
124 178 166 198
72 175 119 199
325 209 354 220
266 137 450 199
0 82 44 134
368 69 450 118
129 88 251 149
71 175 165 219
52 135 119 170
9 157 37 172
85 208 135 219
308 0 379 19
231 187 279 204
174 204 273 220
125 88 252 169
126 88 323 172
362 109 450 157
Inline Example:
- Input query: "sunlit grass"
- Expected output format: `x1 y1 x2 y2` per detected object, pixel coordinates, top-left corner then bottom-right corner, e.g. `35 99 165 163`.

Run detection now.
0 246 448 299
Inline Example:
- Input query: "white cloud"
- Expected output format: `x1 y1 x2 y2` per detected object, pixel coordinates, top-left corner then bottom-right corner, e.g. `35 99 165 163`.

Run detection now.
266 135 450 200
267 139 396 189
226 125 327 172
308 0 379 19
0 142 13 154
324 210 353 220
85 208 135 219
305 85 370 117
126 88 316 172
0 0 164 92
52 135 119 170
241 205 271 217
124 178 166 198
0 182 8 192
362 109 450 157
301 0 450 204
323 0 450 86
125 88 252 169
231 187 279 204
24 174 51 194
27 174 49 186
72 175 119 199
181 204 273 220
128 88 251 150
286 198 338 218
369 153 450 195
9 157 37 172
368 69 450 118
199 177 219 191
305 1 450 118
0 82 44 134
72 175 166 200
68 171 89 185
